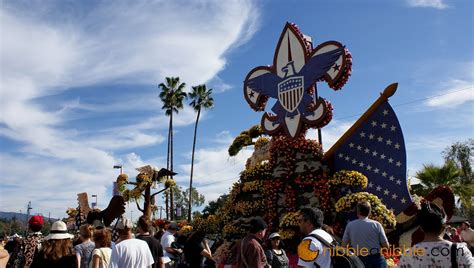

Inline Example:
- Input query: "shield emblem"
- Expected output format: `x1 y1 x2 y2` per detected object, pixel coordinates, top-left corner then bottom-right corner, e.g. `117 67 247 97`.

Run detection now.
278 76 304 112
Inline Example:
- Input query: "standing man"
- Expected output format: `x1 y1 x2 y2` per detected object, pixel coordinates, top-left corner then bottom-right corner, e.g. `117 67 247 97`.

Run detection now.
460 221 474 253
297 207 334 268
160 222 182 268
109 216 154 268
236 217 268 268
136 216 164 268
20 215 45 267
341 201 389 268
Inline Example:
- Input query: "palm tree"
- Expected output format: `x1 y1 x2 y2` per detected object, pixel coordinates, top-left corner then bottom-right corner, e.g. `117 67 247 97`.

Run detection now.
414 161 474 210
187 84 214 221
159 77 187 220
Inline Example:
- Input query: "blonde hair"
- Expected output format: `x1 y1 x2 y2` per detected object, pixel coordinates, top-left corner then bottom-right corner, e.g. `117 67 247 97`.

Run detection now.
79 224 94 239
42 239 74 261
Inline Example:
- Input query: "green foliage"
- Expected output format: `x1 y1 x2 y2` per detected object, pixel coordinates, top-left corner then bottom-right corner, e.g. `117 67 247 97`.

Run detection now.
158 77 187 115
168 185 205 220
202 194 228 217
188 84 214 112
443 139 473 184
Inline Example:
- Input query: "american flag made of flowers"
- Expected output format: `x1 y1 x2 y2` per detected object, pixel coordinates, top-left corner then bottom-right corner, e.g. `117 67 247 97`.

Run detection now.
332 101 412 215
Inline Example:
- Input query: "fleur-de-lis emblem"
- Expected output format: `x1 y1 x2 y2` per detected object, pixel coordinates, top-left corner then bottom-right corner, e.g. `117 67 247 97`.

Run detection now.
243 22 352 138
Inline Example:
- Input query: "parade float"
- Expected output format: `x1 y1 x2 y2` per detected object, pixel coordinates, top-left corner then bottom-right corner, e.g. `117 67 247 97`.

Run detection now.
204 22 455 266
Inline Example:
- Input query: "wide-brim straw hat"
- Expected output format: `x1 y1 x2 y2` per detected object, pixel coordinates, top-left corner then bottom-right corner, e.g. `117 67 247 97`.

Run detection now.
45 220 74 240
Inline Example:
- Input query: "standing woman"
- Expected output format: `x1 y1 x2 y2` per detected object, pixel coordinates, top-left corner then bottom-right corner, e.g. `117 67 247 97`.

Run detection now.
31 220 76 268
89 228 112 268
265 233 289 268
75 224 95 268
184 230 212 267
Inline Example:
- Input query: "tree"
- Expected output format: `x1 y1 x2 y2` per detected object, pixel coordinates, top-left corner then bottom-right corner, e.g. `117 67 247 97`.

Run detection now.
169 185 205 220
443 139 473 184
202 194 228 217
159 77 187 220
187 84 214 221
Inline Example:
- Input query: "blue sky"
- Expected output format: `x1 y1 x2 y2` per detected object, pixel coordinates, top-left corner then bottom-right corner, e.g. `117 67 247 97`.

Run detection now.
1 0 472 219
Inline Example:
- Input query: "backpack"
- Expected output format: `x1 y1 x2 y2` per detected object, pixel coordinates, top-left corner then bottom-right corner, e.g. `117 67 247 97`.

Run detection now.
307 233 365 268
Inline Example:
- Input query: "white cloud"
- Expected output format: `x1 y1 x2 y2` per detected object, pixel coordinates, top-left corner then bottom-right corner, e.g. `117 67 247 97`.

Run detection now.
307 120 354 152
0 1 260 217
406 0 449 9
424 80 474 108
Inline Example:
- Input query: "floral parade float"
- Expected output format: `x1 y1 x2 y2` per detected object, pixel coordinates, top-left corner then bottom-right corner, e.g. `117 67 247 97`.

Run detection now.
207 22 455 265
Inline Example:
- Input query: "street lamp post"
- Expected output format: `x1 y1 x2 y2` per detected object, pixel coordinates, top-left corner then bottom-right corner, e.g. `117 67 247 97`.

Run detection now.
113 165 123 174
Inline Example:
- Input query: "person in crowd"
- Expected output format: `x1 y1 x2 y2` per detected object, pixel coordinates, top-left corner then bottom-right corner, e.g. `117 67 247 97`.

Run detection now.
0 243 10 268
136 216 164 268
341 201 389 268
399 201 474 267
89 228 112 268
75 224 95 268
460 221 474 253
449 226 462 242
30 220 76 268
236 217 268 268
297 207 334 268
109 216 154 268
184 230 212 268
160 222 182 268
19 215 45 267
265 232 289 268
6 233 22 267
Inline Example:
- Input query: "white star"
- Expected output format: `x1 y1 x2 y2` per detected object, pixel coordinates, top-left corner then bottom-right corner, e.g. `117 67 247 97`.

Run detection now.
368 182 374 188
384 189 390 195
349 143 355 148
382 172 387 177
369 134 375 140
359 161 365 167
357 145 362 151
392 193 398 200
364 148 370 154
386 139 392 145
352 159 358 164
380 154 386 160
394 143 401 149
338 153 344 158
381 123 387 129
396 161 402 167
376 185 382 191
388 158 394 164
371 121 377 127
389 176 395 181
377 136 383 142
345 156 350 161
383 110 389 116
372 151 378 156
390 125 397 131
374 168 380 174
396 179 402 185
367 165 372 171
401 198 407 204
360 132 366 138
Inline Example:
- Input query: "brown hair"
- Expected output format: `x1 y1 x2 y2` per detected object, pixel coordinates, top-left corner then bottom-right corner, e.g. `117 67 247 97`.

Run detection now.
93 229 111 248
137 216 151 232
357 201 371 217
79 224 94 239
41 239 74 261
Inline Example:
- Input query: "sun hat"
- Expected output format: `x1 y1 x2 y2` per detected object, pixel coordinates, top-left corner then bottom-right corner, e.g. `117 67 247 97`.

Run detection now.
269 232 281 240
28 215 44 227
45 220 74 240
116 217 133 230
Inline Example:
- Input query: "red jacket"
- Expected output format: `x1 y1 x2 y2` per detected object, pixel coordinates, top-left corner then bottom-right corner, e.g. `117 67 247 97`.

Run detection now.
236 234 267 268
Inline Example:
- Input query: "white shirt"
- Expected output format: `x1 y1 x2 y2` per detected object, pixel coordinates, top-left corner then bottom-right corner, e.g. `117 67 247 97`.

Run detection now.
399 241 474 268
90 247 111 268
108 238 154 268
160 231 175 263
297 229 333 268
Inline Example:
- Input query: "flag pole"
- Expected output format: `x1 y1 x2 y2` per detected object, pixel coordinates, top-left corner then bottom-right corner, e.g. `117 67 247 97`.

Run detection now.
323 82 398 161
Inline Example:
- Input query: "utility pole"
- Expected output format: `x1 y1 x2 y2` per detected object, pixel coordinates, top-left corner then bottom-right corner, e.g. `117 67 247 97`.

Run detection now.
26 201 32 235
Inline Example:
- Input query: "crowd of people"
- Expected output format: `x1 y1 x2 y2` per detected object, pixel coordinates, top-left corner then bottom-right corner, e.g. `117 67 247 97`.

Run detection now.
0 203 473 268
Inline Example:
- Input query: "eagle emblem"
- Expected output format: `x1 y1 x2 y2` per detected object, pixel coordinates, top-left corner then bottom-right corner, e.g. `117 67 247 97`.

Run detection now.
244 22 352 138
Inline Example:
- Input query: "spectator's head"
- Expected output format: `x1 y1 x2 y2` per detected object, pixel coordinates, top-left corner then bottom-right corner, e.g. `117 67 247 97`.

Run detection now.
299 207 324 234
167 222 179 234
356 201 371 218
116 217 133 236
248 217 267 239
79 224 94 240
267 232 282 249
187 230 206 244
137 216 151 234
28 215 44 232
93 228 111 248
419 201 447 236
461 221 471 230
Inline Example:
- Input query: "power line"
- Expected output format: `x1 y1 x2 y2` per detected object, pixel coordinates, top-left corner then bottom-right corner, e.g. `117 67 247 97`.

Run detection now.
335 86 473 121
